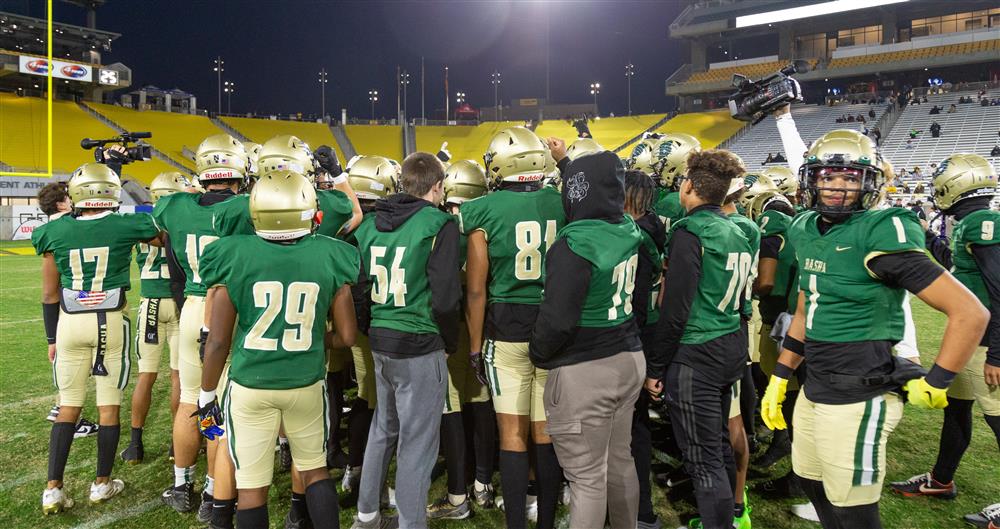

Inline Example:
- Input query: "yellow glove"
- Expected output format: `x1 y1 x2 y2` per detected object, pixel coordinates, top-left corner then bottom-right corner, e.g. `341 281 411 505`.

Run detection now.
904 377 949 409
761 375 789 431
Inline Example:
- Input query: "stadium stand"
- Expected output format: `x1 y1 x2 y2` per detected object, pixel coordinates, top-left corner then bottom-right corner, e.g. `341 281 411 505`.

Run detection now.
85 102 224 171
344 124 404 161
880 89 1000 177
221 116 347 165
828 39 1000 70
725 102 889 172
414 122 520 164
655 110 744 150
0 94 176 183
685 59 818 86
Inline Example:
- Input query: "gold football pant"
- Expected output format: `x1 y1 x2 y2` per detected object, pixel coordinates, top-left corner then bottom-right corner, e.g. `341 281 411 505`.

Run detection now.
54 307 130 407
136 297 181 373
483 339 547 421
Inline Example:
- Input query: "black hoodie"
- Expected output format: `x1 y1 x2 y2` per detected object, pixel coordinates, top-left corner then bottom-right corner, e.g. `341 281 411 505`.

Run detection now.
530 151 642 369
357 193 461 356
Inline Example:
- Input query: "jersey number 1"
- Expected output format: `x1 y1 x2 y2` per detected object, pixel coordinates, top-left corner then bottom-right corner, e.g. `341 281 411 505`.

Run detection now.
185 234 219 284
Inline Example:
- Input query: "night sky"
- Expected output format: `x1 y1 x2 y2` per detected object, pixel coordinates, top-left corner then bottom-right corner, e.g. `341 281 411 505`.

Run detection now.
8 0 687 118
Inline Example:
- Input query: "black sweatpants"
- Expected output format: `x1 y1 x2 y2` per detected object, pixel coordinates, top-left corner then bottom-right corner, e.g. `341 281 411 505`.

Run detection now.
665 362 738 529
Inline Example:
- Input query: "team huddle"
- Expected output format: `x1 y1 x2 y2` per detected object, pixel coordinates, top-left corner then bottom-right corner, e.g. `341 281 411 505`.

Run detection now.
31 103 999 529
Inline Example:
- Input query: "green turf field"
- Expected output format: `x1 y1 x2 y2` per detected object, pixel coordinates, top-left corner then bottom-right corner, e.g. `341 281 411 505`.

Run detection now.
0 239 997 528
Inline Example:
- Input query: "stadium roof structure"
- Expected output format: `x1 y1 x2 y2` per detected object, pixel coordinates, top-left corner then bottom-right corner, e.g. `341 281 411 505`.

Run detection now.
0 11 119 59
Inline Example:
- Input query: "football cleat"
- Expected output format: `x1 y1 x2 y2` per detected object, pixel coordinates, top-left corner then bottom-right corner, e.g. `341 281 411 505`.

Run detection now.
196 491 214 523
120 440 144 464
341 465 362 493
41 487 74 515
526 494 538 523
964 502 1000 529
74 418 99 438
89 479 125 504
636 517 662 529
890 472 957 499
426 496 471 520
46 405 59 422
161 483 198 513
472 482 495 508
285 507 314 529
350 513 399 529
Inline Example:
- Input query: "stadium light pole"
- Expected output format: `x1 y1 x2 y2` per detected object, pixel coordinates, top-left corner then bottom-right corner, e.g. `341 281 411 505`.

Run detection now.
491 70 501 121
318 68 328 120
400 71 410 122
455 91 466 119
625 63 635 116
213 56 224 114
590 82 601 116
369 89 379 120
223 81 235 114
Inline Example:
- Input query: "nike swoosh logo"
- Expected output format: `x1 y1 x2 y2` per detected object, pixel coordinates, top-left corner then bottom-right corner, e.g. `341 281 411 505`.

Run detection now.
918 483 948 494
836 246 852 251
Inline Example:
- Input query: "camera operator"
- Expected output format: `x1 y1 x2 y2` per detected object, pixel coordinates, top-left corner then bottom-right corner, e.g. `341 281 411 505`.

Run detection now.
96 144 129 177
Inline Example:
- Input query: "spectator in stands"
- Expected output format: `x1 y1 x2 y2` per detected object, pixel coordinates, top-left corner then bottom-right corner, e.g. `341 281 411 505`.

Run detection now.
869 108 876 119
763 153 774 165
773 152 786 164
929 105 941 115
990 145 1000 157
921 96 928 103
906 139 915 149
902 184 911 194
930 121 942 138
914 183 925 195
947 104 957 113
857 114 866 123
873 127 882 147
981 97 991 107
913 167 923 180
847 115 855 122
894 198 904 207
909 129 922 139
910 200 927 221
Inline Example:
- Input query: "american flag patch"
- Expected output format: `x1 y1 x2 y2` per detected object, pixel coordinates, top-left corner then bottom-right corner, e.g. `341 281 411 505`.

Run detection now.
77 290 108 307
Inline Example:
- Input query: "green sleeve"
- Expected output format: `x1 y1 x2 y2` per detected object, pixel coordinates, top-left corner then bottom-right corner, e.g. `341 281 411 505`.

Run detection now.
317 190 353 237
212 199 254 237
151 193 172 231
864 209 925 259
31 222 50 255
457 197 485 236
127 213 160 241
199 238 232 289
758 210 790 237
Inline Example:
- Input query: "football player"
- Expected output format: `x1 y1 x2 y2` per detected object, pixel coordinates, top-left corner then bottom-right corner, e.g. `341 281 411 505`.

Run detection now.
154 134 247 516
460 127 567 529
120 172 187 465
351 152 461 529
630 132 701 235
198 170 359 529
622 169 665 529
530 150 644 529
426 160 496 519
645 149 754 529
34 163 160 513
338 154 401 493
761 130 988 529
891 154 1000 507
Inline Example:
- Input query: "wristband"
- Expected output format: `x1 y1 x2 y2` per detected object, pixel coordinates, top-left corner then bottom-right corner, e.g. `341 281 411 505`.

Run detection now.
42 302 60 344
773 363 795 380
783 336 805 356
924 363 957 389
199 389 217 409
331 173 348 185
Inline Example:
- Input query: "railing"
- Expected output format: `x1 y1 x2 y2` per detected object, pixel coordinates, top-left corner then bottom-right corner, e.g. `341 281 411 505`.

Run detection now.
872 103 901 143
665 64 693 87
613 114 673 154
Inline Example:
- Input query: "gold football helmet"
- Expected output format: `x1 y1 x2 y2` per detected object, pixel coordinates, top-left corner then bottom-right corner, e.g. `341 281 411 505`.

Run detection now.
627 132 701 188
149 172 188 202
258 135 317 180
249 170 317 240
444 160 488 205
762 165 798 198
483 127 547 188
194 134 249 184
800 129 885 219
566 138 604 161
931 153 998 211
347 155 400 201
244 141 262 178
738 172 778 211
68 163 122 209
746 190 793 222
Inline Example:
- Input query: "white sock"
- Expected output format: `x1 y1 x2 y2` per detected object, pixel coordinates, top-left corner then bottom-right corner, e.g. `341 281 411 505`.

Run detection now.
448 493 467 506
174 465 194 488
204 476 214 496
358 511 377 522
473 480 488 492
279 436 288 445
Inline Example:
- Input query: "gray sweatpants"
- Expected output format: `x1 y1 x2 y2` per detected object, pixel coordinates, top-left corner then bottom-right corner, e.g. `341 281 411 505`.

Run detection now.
544 350 644 529
357 350 447 529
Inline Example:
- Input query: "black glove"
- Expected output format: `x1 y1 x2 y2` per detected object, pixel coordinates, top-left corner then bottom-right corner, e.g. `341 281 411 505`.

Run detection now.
198 327 209 362
191 399 225 440
470 351 489 388
314 145 343 177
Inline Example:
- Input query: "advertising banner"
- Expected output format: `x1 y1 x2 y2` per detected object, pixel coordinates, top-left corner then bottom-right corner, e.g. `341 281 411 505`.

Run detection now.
18 56 94 82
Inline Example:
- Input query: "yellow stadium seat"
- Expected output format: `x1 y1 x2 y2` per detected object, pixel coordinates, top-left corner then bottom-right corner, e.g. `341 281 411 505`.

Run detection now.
222 116 346 165
344 125 404 161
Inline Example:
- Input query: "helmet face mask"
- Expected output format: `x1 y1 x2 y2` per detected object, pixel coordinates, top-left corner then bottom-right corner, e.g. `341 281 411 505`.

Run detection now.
800 129 885 221
627 133 701 189
68 163 122 209
930 153 998 212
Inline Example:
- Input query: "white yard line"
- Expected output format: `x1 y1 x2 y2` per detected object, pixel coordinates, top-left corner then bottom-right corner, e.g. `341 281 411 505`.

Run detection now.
70 498 160 529
0 318 42 326
0 393 55 410
0 462 88 492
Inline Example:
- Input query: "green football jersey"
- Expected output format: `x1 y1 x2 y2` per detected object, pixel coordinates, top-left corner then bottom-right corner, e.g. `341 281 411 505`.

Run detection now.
32 212 158 291
638 221 664 327
354 206 453 335
756 209 799 319
728 213 761 319
672 209 753 344
458 187 566 305
788 208 925 343
153 192 237 297
557 217 641 328
135 242 172 298
653 190 685 235
200 234 359 390
212 190 353 239
950 209 1000 308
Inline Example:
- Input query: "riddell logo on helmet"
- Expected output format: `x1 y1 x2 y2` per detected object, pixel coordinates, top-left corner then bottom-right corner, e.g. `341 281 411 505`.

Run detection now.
515 174 544 182
79 200 117 208
201 170 238 180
